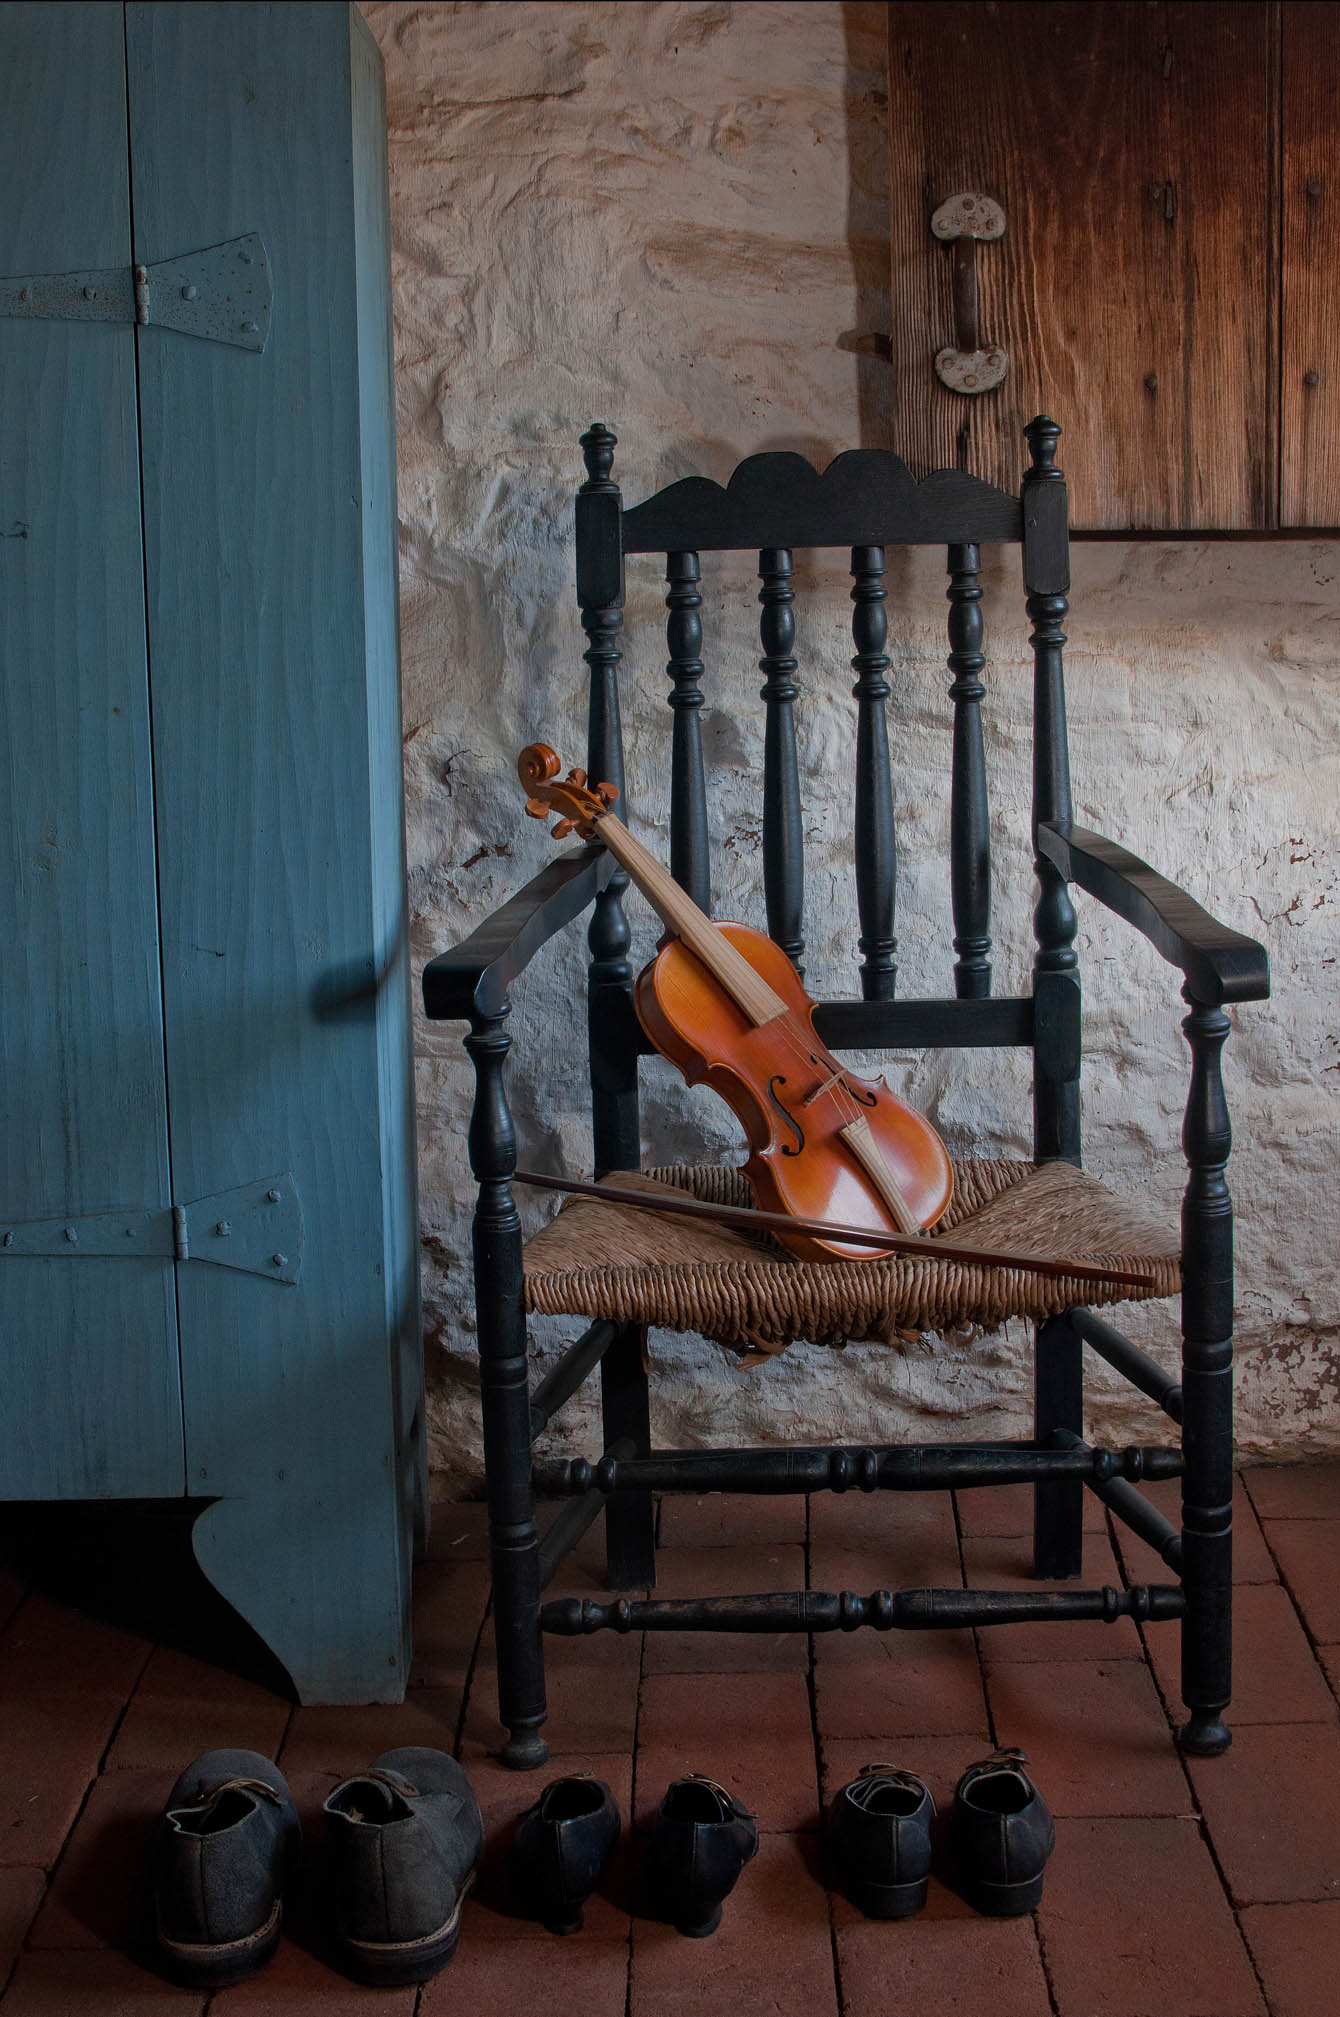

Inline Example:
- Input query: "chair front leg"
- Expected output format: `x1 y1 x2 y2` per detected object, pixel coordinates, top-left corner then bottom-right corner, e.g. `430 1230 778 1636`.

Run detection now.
1177 992 1235 1756
1034 1312 1084 1577
601 1322 655 1588
466 1005 548 1770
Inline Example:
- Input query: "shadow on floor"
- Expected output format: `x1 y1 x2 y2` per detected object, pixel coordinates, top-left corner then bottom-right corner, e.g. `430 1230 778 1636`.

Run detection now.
0 1497 293 1698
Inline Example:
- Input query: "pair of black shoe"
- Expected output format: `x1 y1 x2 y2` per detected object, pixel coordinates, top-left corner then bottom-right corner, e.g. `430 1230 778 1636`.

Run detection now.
829 1748 1054 1919
510 1772 758 1939
152 1746 482 1989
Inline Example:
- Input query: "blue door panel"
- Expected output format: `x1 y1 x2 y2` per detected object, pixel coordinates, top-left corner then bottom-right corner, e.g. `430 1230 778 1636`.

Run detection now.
0 1 183 1498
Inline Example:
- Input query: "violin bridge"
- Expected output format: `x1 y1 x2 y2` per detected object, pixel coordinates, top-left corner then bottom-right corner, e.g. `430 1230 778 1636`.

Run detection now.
801 1062 847 1108
838 1116 921 1236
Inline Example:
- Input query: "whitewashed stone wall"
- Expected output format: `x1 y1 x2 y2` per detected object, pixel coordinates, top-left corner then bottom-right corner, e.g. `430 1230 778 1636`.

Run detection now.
363 0 1340 1490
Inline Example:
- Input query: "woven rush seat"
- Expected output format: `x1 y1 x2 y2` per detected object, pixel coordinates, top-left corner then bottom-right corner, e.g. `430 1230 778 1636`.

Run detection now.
523 1158 1180 1356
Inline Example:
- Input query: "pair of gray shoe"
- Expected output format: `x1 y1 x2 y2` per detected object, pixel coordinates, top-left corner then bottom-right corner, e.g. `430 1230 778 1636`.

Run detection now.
153 1746 482 1989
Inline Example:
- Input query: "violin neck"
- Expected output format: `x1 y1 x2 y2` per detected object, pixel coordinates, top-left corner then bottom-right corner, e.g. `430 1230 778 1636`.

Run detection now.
593 812 788 1025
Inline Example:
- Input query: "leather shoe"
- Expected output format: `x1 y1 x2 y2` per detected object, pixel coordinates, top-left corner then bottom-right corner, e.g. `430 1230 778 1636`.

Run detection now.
950 1747 1054 1915
153 1748 301 1987
323 1747 483 1984
508 1774 621 1933
828 1763 935 1918
646 1774 758 1937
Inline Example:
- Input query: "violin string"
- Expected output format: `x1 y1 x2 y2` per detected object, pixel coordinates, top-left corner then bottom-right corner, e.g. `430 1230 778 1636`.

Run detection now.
603 806 917 1234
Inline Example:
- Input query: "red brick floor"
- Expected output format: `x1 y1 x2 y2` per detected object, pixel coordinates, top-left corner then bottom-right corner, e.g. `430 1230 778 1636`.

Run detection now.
1 1465 1338 2014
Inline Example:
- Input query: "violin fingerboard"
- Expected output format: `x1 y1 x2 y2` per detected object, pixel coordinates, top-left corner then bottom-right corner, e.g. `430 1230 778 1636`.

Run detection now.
758 546 805 976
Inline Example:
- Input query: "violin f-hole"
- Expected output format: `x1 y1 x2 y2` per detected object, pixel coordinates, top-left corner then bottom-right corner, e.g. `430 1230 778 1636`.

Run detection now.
766 1075 805 1155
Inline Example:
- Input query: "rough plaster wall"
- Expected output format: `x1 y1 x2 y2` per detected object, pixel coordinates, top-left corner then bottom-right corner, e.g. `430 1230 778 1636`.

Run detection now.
362 0 1340 1491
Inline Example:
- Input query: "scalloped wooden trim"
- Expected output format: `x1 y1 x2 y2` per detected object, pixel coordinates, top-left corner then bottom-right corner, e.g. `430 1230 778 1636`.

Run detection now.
621 449 1023 554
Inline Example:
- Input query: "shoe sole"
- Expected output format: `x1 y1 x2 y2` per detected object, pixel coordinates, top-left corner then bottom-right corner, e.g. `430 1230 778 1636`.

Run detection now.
845 1874 930 1920
335 1866 476 1986
960 1870 1045 1917
156 1899 282 1988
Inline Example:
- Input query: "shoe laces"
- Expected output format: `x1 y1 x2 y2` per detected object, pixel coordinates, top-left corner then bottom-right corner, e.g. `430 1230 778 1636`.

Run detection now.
854 1763 936 1813
958 1747 1031 1793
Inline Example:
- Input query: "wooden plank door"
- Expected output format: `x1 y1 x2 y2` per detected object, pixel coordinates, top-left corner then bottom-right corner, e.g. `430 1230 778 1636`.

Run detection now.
1280 1 1340 526
0 1 184 1496
887 1 1276 530
125 1 419 1700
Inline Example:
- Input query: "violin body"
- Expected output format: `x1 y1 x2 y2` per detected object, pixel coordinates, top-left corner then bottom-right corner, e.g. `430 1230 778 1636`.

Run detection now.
516 741 953 1263
634 923 953 1261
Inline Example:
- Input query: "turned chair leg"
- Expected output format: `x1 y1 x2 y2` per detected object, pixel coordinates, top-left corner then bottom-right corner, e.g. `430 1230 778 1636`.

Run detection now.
1033 1311 1084 1577
467 1008 548 1770
1177 996 1234 1757
601 1322 656 1588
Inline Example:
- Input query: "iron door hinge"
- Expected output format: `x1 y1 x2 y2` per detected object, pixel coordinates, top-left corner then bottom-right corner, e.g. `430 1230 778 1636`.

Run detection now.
1 1173 303 1284
0 233 272 352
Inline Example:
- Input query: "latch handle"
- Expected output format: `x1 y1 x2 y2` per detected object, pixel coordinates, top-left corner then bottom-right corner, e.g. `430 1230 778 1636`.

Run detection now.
930 193 1008 396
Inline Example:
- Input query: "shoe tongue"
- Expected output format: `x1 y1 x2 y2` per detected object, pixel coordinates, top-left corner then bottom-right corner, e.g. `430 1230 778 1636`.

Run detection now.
665 1776 733 1825
333 1770 417 1825
539 1777 605 1823
961 1748 1032 1813
168 1777 277 1837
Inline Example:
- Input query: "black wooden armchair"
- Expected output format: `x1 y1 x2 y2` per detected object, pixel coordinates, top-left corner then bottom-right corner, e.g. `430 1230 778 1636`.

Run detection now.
423 417 1270 1771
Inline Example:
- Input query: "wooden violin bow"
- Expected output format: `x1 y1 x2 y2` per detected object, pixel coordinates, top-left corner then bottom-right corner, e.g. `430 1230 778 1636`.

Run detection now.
512 1170 1157 1290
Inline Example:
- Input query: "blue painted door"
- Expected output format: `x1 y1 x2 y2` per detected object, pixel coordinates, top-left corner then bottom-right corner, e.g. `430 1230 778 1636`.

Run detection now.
0 2 184 1498
0 3 423 1701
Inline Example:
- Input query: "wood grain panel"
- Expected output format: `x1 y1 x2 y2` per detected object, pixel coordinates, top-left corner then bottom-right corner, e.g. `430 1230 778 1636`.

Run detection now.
127 1 415 1698
1280 2 1340 526
0 3 183 1497
887 2 1275 529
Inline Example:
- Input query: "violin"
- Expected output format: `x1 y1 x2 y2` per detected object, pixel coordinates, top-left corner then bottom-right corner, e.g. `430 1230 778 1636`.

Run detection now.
518 745 954 1262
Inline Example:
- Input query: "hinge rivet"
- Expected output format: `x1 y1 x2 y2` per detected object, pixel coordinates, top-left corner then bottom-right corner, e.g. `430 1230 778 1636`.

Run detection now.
82 285 96 301
2 1232 12 1248
18 287 30 302
271 1252 287 1268
64 1225 78 1243
214 1220 232 1237
182 284 199 300
267 1188 282 1203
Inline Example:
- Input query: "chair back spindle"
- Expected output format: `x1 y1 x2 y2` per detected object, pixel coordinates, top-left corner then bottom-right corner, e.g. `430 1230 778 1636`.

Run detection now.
758 547 805 974
850 544 898 1002
665 550 711 913
946 541 991 999
1022 414 1081 1166
577 423 639 1174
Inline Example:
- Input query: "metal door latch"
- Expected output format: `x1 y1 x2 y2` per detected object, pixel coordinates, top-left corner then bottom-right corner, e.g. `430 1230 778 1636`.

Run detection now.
930 193 1008 395
0 233 272 352
1 1173 303 1283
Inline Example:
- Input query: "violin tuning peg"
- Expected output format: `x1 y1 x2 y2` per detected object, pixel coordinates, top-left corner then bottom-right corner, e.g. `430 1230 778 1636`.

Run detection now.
551 817 575 838
569 767 588 788
596 781 619 806
523 797 549 819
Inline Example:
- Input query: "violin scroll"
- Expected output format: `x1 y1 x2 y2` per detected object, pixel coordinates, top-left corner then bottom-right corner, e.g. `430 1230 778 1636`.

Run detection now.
518 743 619 841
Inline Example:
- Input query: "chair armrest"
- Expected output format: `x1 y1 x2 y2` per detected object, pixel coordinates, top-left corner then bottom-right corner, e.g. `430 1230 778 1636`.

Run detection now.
1037 819 1269 1006
421 845 614 1022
